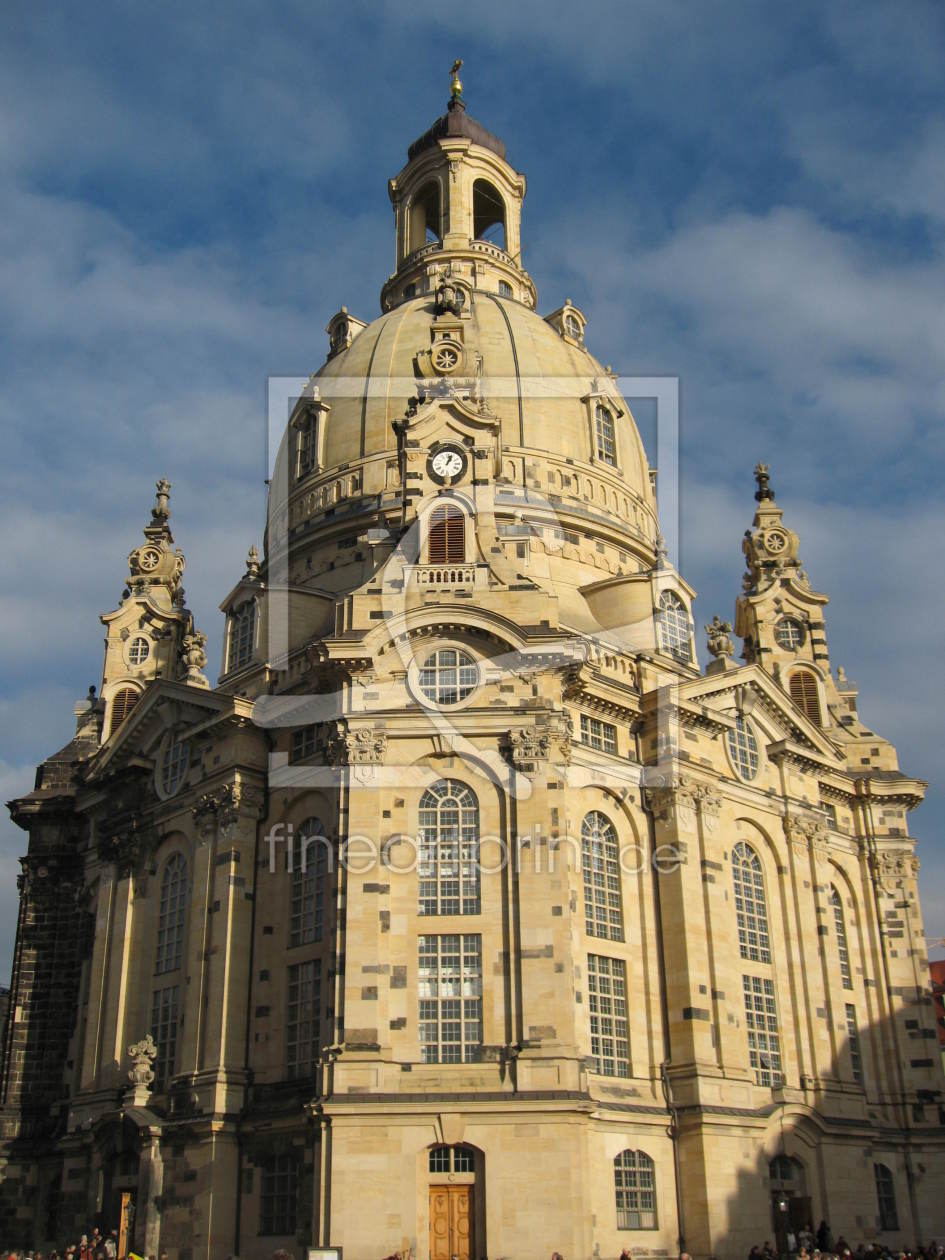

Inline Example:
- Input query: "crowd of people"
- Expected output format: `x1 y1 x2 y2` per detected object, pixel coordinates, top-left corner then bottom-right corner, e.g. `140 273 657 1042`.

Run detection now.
1 1229 942 1260
745 1220 945 1260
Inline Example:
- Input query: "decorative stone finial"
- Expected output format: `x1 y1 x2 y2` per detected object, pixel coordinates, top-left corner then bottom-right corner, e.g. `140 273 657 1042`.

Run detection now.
152 478 172 523
705 616 735 659
654 531 668 570
180 627 210 689
754 461 774 503
126 1034 157 1104
450 58 463 100
246 544 260 578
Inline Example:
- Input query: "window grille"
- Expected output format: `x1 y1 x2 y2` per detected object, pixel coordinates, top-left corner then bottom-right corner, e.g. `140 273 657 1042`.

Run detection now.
418 780 480 916
587 954 629 1077
743 974 782 1086
418 934 482 1064
580 713 617 754
581 812 624 941
614 1149 657 1229
155 854 188 974
733 842 770 962
287 959 320 1079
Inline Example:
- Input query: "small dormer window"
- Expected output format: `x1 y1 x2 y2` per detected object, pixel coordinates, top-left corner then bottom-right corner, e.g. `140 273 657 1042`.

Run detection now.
565 312 582 340
228 601 257 672
657 591 691 661
595 404 617 466
297 409 317 479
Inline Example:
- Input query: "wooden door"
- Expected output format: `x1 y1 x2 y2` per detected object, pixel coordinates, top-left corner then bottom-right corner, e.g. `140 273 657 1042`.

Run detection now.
429 1185 473 1260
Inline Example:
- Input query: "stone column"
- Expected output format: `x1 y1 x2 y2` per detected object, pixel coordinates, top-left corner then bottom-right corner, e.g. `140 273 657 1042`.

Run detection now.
134 1128 164 1259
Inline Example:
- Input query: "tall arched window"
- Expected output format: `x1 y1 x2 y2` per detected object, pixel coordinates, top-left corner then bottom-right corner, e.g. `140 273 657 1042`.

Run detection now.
581 811 624 941
228 601 256 672
657 591 691 661
155 853 188 975
418 780 480 915
874 1163 898 1231
109 687 140 736
427 504 465 563
790 669 821 725
290 817 329 948
830 887 852 989
614 1150 657 1229
472 179 506 249
733 841 770 963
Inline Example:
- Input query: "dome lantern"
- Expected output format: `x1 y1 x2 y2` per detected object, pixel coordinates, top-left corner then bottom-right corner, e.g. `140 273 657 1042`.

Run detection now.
381 70 536 310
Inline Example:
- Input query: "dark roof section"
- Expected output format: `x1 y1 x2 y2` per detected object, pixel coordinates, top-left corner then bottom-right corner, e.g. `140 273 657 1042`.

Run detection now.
408 99 506 163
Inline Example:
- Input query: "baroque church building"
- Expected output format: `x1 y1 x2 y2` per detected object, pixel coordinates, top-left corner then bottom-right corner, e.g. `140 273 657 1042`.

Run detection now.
3 74 944 1260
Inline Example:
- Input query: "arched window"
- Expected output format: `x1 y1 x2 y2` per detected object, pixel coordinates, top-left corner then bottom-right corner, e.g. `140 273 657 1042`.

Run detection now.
614 1150 657 1229
733 841 770 963
874 1163 898 1231
831 887 852 989
790 669 821 725
161 735 189 796
290 817 329 947
418 647 478 706
228 601 256 672
657 591 691 661
581 811 624 941
155 853 188 975
418 780 480 915
595 404 617 465
109 687 140 736
409 180 441 252
427 504 465 563
473 179 506 249
727 714 760 781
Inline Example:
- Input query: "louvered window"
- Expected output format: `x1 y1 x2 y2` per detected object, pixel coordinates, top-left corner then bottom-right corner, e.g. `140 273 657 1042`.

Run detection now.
428 505 465 563
109 687 140 735
790 669 821 725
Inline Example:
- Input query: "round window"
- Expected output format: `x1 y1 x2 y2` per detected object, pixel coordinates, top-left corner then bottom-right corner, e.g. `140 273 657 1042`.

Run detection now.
431 343 461 374
128 636 150 665
727 714 759 781
160 736 190 796
775 617 805 650
565 313 582 339
417 648 478 706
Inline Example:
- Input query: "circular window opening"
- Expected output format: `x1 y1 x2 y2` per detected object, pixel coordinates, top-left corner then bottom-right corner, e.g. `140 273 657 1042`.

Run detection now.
775 617 805 650
565 313 582 339
418 648 478 706
161 736 190 796
727 714 759 781
128 636 150 665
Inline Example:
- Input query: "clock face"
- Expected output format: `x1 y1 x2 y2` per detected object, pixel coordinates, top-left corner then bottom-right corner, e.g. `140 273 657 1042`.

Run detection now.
430 446 466 481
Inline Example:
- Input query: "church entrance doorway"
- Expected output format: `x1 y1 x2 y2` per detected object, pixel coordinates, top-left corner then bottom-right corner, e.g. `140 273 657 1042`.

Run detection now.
429 1185 473 1260
769 1155 811 1254
427 1144 478 1260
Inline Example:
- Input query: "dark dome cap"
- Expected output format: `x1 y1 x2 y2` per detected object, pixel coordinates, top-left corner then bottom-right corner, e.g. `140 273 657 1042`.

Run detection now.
407 97 506 162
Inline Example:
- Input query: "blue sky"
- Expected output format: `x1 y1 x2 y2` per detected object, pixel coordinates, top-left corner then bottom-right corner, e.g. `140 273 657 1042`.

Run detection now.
1 1 943 977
